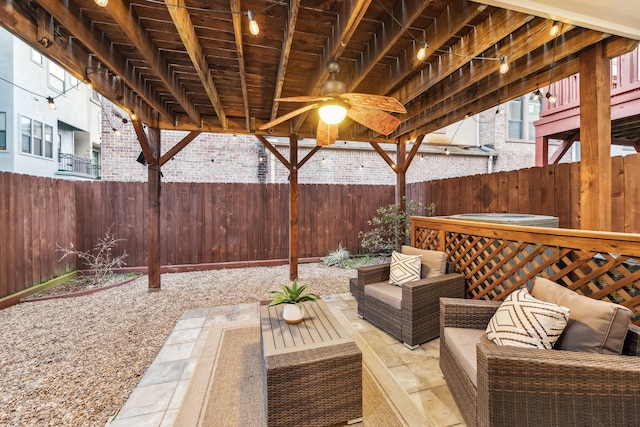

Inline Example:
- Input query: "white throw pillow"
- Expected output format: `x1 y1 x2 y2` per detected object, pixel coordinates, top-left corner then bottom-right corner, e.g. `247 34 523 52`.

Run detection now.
389 251 422 286
486 288 570 349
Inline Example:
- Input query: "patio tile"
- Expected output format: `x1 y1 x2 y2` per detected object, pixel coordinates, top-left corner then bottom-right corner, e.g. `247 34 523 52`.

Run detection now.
367 342 404 368
231 303 259 321
164 327 201 345
405 360 447 389
421 338 441 359
154 341 197 363
387 364 427 394
138 360 189 387
430 384 465 422
168 379 191 410
159 409 179 427
180 307 211 320
107 410 165 427
409 389 464 427
116 381 179 419
173 317 206 331
181 355 199 380
390 342 432 364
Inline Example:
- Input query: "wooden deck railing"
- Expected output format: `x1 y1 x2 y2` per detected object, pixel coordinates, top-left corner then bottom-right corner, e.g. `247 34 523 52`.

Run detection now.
411 216 640 325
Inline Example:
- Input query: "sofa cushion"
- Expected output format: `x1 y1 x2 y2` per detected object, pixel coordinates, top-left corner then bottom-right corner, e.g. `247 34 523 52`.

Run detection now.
444 327 489 387
486 288 570 349
364 283 402 310
531 277 633 354
401 246 447 278
389 251 422 286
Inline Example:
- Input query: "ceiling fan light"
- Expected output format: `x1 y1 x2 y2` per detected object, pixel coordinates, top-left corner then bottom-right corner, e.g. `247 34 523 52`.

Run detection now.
318 104 347 124
94 0 108 7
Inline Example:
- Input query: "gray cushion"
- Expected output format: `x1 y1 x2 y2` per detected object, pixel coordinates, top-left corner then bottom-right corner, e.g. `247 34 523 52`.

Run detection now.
444 327 489 387
364 283 402 310
531 277 633 354
401 246 447 278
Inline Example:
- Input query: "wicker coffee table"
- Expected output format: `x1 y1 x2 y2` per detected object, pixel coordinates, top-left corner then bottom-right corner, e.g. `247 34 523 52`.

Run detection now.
260 299 362 427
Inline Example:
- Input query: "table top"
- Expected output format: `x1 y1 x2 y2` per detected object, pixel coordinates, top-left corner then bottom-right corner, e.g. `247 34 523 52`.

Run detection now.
260 299 354 357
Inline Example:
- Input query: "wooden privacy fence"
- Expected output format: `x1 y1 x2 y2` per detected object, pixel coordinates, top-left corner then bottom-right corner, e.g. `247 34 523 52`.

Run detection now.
408 153 640 232
0 172 394 300
412 216 640 324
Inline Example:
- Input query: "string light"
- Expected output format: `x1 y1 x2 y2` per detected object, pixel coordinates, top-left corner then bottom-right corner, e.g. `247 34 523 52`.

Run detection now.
130 111 137 120
47 97 56 110
444 148 450 156
532 88 542 100
499 56 509 74
113 128 121 136
550 21 560 37
416 41 428 61
546 92 557 104
247 10 259 36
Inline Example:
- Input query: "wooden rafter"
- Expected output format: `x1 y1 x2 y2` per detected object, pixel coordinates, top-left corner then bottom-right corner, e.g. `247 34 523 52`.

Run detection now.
34 0 173 123
230 0 251 131
550 133 579 164
165 0 228 129
269 0 301 122
346 0 431 91
159 131 202 166
104 0 201 125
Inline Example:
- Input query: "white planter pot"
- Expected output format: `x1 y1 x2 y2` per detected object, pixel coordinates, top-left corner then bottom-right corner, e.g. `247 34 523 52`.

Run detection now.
282 304 305 324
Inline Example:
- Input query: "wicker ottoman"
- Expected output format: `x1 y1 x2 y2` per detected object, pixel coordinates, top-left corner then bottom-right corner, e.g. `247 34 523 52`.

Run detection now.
260 300 362 427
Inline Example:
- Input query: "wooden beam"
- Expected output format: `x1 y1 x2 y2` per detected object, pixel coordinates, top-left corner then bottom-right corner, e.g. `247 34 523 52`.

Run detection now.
298 146 322 169
579 42 611 231
370 142 398 172
255 135 291 169
165 0 228 129
291 0 372 131
147 126 162 290
269 0 301 122
104 0 201 125
401 135 424 173
229 0 251 131
346 0 432 91
159 131 202 166
132 119 156 166
34 0 174 124
289 135 299 280
549 133 579 164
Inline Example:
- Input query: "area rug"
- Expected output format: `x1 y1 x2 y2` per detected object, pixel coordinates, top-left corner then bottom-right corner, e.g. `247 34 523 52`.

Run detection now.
175 313 428 426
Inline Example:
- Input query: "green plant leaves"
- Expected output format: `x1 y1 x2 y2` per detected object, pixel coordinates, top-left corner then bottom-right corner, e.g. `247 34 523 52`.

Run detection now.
268 279 318 307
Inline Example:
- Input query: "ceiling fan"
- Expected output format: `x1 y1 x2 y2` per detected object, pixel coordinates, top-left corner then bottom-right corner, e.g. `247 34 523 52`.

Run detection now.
259 59 407 146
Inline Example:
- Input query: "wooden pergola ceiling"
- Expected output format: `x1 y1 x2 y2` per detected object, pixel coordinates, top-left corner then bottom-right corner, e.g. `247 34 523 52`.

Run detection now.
2 0 639 144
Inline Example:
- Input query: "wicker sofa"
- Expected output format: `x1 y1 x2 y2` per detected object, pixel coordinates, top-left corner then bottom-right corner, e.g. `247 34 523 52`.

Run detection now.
350 247 465 348
439 294 640 427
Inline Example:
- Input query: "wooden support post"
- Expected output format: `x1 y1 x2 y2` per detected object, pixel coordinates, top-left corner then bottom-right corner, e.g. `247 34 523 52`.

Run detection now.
579 42 611 231
535 135 549 166
147 126 162 290
289 135 299 280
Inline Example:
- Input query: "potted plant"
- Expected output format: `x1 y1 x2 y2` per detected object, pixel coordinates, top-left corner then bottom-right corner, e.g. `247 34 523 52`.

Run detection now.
268 279 318 324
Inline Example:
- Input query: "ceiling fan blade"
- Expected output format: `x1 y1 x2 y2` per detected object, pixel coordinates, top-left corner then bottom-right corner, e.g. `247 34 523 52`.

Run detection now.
258 103 318 130
276 96 332 103
347 105 401 135
340 93 406 113
316 119 338 146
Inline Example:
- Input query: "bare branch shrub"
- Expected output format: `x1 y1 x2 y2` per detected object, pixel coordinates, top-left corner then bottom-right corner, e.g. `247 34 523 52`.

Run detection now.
57 226 128 287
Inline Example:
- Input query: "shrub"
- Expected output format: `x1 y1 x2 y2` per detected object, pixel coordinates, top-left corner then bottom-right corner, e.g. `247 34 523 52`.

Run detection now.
321 244 352 268
57 225 128 287
359 198 435 255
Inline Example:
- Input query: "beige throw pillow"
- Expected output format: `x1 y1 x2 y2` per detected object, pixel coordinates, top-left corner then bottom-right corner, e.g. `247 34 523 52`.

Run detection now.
389 251 422 286
486 288 570 349
531 277 633 354
401 246 447 278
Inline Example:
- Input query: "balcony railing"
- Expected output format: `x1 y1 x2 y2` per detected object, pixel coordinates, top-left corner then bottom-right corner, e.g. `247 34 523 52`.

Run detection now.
58 153 100 179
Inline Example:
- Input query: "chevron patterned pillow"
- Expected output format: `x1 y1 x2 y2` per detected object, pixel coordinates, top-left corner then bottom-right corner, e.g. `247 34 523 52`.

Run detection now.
486 288 570 349
389 251 422 286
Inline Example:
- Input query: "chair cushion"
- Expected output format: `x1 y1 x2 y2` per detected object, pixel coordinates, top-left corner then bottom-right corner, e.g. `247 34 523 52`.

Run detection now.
531 277 633 354
389 251 422 286
444 327 489 387
364 283 402 310
486 288 570 349
401 245 447 278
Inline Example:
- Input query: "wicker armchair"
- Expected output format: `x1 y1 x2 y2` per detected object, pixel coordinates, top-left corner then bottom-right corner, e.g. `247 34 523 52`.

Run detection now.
350 261 465 348
439 297 640 427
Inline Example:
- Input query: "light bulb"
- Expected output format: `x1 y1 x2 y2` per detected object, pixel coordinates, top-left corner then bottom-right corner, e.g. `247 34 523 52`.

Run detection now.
94 0 108 7
113 128 121 136
318 104 347 124
499 56 509 74
550 20 560 37
532 89 542 100
546 92 557 104
247 10 259 36
416 42 428 61
130 111 137 120
47 97 56 110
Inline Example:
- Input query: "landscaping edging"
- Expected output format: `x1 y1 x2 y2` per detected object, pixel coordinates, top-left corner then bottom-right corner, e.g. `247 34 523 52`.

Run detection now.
20 274 141 303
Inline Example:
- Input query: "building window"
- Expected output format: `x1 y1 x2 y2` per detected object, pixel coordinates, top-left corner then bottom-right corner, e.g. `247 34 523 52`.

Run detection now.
0 112 6 150
45 125 53 158
507 94 542 141
33 121 43 156
31 49 43 65
21 117 32 153
48 62 65 93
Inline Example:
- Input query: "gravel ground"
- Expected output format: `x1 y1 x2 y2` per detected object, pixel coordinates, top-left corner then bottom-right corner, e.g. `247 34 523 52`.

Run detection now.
0 262 378 426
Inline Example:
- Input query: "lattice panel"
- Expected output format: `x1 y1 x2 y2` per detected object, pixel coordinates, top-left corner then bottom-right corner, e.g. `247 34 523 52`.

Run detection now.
413 224 640 325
